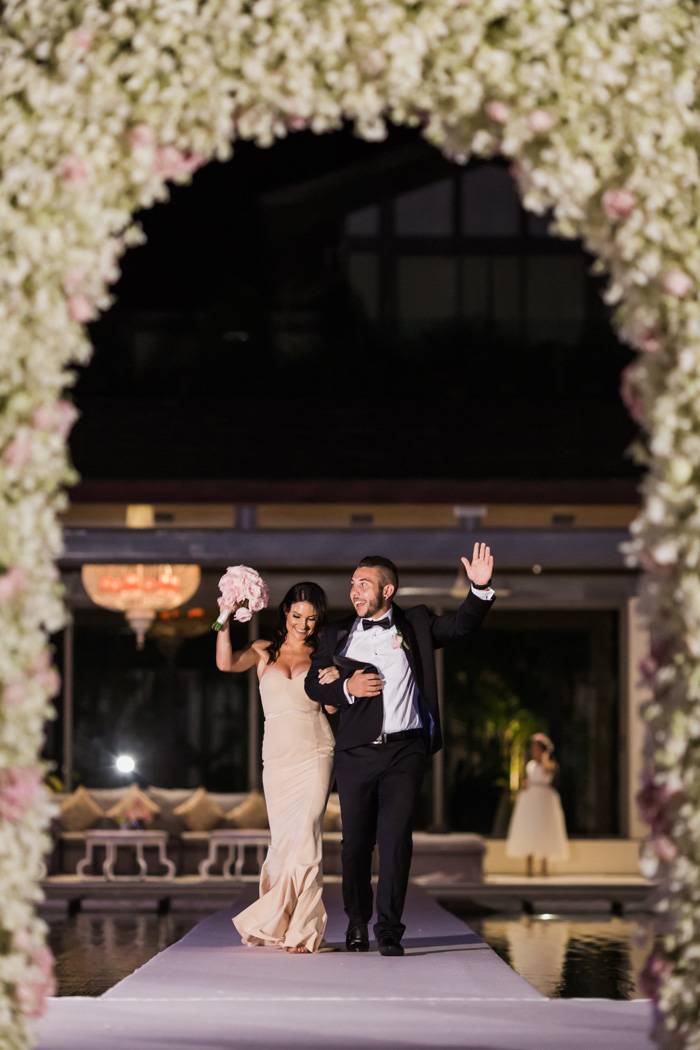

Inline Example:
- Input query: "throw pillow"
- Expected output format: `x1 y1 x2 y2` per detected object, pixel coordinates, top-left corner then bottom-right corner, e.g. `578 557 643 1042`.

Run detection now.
173 787 225 832
105 783 161 823
225 789 268 829
58 786 105 832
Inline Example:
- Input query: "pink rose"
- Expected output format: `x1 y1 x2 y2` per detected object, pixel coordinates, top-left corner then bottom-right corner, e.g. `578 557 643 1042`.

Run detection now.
0 767 43 823
57 156 87 184
662 270 692 298
155 147 206 179
486 100 510 124
70 26 93 53
0 567 26 600
249 596 266 613
12 928 34 954
63 267 87 296
391 635 403 649
602 188 637 221
526 109 553 134
37 667 61 697
4 439 32 468
639 953 672 1002
234 606 253 623
3 683 27 708
54 400 78 439
32 400 78 438
652 835 677 862
129 124 157 151
620 363 644 424
636 327 662 354
67 293 94 323
638 654 658 683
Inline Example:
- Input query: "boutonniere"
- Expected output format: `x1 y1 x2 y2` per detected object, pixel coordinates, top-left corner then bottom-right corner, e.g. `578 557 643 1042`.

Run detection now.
392 627 410 651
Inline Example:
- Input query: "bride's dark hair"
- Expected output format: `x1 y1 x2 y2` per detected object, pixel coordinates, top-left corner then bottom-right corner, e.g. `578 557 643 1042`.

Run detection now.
266 582 328 664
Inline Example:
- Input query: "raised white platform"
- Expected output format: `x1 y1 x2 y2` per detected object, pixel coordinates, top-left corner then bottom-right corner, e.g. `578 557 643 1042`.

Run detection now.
36 884 654 1050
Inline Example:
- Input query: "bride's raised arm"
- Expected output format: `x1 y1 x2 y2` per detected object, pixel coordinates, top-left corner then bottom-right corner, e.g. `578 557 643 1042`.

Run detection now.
216 631 269 673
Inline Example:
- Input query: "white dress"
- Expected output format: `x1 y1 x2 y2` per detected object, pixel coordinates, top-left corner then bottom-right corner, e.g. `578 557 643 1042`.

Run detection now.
505 759 569 861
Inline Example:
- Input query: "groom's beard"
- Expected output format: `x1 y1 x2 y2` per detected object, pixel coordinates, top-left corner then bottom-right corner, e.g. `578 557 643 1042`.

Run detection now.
357 590 385 619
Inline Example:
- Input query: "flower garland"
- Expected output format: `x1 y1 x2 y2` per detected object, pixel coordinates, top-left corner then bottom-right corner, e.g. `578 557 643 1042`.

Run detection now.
1 0 699 1045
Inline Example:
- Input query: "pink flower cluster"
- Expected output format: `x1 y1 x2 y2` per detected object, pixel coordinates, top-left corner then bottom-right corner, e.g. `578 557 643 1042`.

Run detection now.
34 650 62 698
602 188 637 221
0 767 43 824
637 773 683 862
217 565 270 623
33 400 78 439
0 567 26 600
128 125 206 180
639 952 673 1002
12 929 55 1018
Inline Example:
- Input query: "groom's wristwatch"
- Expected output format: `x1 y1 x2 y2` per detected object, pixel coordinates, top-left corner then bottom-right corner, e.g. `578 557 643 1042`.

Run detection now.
471 580 492 590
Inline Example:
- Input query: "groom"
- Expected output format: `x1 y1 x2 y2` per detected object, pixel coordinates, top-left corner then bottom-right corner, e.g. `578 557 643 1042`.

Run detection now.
305 544 495 956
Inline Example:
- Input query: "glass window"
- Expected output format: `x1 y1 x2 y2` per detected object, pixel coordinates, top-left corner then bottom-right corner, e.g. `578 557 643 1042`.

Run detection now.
395 179 453 236
345 205 380 236
347 252 379 321
397 256 457 336
492 255 521 339
461 257 489 322
461 166 520 237
444 609 619 837
526 256 586 346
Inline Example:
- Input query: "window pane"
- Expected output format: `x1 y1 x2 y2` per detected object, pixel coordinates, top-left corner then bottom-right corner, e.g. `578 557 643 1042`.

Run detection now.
444 609 619 836
492 255 521 338
461 166 520 237
526 256 586 346
462 257 489 322
397 256 457 337
345 205 380 236
395 179 453 236
347 252 379 320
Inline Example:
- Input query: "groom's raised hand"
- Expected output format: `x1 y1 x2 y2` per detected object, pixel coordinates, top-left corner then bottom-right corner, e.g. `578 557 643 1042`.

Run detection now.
461 542 493 587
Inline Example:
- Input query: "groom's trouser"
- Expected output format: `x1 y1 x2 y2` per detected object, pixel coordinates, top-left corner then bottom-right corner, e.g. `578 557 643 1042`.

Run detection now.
334 736 427 941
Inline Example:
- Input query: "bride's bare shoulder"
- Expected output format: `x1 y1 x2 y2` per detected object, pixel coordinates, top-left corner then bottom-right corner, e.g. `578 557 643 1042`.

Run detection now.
251 639 271 655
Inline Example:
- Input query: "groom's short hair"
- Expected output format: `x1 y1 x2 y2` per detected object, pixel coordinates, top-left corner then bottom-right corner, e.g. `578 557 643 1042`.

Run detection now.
358 556 399 594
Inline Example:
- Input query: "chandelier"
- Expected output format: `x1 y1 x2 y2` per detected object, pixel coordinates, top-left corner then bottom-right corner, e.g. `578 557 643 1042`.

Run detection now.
81 564 202 649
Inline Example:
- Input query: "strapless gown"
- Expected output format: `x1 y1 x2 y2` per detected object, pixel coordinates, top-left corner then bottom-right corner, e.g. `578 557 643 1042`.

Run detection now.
232 669 334 951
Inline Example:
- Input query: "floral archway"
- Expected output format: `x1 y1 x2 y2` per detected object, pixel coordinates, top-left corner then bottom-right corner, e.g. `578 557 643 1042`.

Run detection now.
0 0 697 1045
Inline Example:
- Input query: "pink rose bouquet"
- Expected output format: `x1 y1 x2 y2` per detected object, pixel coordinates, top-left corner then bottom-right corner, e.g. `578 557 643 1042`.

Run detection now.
212 565 270 631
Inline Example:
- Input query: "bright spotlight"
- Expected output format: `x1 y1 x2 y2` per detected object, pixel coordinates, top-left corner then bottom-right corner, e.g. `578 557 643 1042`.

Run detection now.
116 755 136 774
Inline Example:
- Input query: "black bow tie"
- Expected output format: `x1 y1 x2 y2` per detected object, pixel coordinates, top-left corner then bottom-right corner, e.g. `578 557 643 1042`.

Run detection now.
362 617 391 631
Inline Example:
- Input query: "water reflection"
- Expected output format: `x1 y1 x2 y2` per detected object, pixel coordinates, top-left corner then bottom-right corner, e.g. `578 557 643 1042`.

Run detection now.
46 911 202 996
469 913 656 999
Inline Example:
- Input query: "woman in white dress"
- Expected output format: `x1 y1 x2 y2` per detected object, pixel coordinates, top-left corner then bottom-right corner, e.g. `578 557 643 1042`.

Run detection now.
505 733 569 876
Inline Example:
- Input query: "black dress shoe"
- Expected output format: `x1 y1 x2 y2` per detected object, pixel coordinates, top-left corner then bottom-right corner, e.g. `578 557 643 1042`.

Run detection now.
378 935 404 957
345 924 369 952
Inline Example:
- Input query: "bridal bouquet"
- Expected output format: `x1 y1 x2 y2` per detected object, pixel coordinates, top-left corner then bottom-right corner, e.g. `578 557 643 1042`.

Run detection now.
212 565 270 630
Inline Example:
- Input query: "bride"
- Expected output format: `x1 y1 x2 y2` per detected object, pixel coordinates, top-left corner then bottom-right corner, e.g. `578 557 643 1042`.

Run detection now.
215 581 338 953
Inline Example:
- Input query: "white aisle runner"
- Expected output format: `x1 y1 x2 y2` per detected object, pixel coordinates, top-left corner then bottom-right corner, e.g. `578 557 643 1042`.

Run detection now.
37 884 654 1050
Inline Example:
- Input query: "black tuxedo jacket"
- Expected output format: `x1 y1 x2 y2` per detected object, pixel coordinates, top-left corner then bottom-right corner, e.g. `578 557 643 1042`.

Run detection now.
305 589 494 754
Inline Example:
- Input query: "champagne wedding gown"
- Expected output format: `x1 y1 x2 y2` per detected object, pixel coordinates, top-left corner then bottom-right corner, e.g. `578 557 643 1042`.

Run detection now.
232 667 334 952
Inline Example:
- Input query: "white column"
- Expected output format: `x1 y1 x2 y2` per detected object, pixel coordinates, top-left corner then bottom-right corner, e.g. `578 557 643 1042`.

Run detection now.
620 596 651 839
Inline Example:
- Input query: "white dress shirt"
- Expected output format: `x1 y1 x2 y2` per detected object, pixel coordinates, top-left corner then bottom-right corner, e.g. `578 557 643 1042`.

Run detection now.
342 585 494 734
